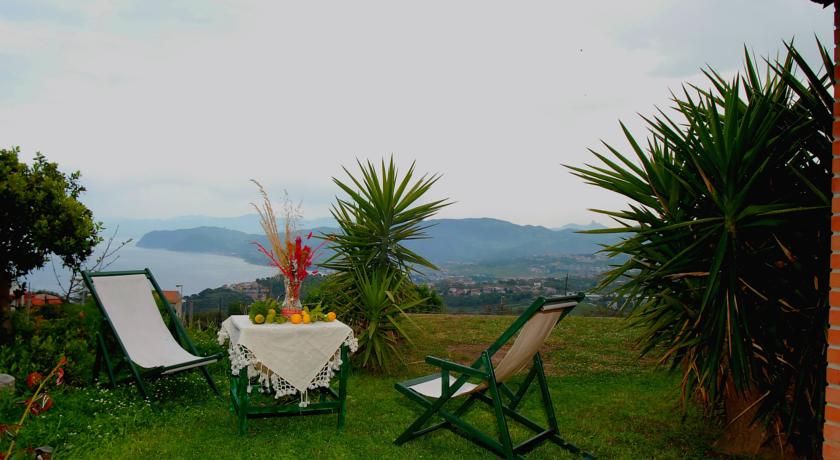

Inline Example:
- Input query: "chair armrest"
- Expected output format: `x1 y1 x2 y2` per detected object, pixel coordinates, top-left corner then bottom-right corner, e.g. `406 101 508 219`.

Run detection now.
425 356 487 379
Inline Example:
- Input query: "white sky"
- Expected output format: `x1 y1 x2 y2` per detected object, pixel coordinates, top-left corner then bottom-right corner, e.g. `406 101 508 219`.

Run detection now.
0 0 833 227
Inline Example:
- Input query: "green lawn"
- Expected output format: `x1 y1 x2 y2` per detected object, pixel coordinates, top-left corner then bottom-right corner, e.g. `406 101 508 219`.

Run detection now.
3 315 723 459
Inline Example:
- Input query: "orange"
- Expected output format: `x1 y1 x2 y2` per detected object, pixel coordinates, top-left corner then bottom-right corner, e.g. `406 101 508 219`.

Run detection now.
326 312 336 322
302 314 311 324
290 314 302 324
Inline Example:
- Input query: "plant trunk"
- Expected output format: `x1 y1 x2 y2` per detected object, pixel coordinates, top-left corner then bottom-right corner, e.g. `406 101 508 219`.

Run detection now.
0 272 12 344
712 383 797 459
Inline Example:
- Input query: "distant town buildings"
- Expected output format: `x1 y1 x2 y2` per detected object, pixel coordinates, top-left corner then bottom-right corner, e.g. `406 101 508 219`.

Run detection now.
10 292 63 308
161 290 183 318
225 281 269 301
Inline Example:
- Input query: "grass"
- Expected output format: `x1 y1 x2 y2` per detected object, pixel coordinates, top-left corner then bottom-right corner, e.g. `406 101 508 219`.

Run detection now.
1 315 722 459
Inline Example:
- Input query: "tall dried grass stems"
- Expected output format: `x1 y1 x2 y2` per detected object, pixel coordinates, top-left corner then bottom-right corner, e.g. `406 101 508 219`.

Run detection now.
250 179 302 269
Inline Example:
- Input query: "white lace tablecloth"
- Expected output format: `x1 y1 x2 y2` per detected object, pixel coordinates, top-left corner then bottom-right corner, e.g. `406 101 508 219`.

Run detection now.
218 315 358 406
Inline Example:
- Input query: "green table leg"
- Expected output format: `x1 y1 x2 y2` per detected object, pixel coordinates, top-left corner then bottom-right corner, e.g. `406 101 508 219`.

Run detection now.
237 369 249 435
337 344 349 429
229 371 237 416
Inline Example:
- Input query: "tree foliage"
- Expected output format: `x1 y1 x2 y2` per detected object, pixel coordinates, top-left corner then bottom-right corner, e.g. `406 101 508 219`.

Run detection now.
567 43 832 456
0 148 101 341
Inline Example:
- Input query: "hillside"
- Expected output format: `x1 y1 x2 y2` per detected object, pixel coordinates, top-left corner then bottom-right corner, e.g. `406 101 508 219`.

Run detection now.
410 218 612 263
106 214 337 238
136 218 619 269
136 226 336 265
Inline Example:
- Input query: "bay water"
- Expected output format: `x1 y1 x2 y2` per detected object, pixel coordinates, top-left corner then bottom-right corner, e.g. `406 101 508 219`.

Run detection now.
24 242 276 296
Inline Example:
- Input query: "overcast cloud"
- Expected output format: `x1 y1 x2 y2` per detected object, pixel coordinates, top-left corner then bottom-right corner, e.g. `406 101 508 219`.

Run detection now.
0 0 832 227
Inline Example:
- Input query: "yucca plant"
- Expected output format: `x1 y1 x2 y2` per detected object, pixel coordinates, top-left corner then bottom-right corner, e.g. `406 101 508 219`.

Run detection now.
329 268 424 370
322 158 450 371
322 157 450 275
567 43 831 456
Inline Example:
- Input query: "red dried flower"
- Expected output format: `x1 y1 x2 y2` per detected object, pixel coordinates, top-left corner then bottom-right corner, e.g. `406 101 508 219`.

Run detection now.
55 368 64 386
26 393 53 416
25 372 43 390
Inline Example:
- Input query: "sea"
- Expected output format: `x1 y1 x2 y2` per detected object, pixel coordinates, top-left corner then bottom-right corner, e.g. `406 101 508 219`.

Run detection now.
23 242 276 296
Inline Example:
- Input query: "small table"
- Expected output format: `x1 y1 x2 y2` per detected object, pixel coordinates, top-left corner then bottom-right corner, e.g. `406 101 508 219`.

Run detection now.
218 315 357 434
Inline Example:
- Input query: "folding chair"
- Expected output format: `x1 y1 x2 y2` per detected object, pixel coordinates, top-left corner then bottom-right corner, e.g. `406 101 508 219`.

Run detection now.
82 269 221 398
394 294 594 459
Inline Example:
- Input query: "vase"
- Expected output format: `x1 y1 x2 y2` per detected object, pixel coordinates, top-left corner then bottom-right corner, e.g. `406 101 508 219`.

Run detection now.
281 277 302 317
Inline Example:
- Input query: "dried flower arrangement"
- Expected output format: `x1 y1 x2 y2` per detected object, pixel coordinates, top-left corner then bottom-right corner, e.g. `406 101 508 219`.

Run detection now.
251 180 326 316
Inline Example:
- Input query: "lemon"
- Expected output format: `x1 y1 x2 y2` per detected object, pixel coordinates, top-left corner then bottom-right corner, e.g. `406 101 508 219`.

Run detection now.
254 314 265 324
326 312 336 322
302 314 311 324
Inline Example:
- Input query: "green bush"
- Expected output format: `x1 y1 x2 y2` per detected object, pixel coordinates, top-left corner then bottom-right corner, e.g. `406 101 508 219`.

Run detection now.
413 284 444 313
0 302 100 387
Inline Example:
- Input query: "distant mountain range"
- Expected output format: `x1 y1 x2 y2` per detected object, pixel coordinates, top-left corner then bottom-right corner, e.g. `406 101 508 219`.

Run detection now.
136 218 617 266
552 221 604 232
108 214 605 239
105 214 337 238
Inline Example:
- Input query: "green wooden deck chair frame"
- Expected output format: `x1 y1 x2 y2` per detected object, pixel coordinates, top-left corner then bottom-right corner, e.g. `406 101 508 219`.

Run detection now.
394 294 594 459
229 344 351 435
82 269 221 399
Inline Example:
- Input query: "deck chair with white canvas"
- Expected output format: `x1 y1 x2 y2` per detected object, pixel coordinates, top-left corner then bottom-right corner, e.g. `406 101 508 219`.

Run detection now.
394 294 594 459
82 269 221 398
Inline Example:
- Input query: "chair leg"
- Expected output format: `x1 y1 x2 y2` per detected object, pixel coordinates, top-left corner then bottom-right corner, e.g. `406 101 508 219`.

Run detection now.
509 366 538 411
394 388 455 446
534 353 594 459
93 335 102 382
533 353 558 432
485 353 515 459
97 333 117 388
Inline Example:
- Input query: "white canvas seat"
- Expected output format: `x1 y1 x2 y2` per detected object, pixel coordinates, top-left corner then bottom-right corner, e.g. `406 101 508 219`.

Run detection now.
90 274 212 370
395 295 593 459
83 269 221 398
409 378 478 398
407 304 570 399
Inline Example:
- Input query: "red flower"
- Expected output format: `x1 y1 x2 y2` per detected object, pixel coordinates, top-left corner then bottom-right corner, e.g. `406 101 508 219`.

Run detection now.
25 372 43 390
26 393 53 416
55 368 65 386
57 356 68 367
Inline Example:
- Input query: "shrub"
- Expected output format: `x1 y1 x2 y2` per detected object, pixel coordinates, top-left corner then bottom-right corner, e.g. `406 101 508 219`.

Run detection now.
567 43 831 456
0 302 100 388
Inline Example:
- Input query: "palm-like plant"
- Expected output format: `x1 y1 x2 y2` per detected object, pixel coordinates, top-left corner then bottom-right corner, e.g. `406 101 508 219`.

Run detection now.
322 157 450 275
335 268 424 370
322 158 450 371
567 43 831 456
